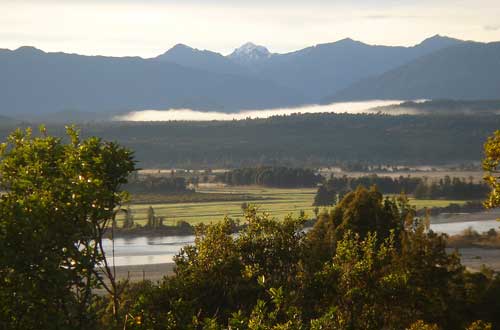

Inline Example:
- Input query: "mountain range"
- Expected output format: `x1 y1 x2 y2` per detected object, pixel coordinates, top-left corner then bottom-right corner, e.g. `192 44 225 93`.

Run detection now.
1 35 499 118
325 41 500 102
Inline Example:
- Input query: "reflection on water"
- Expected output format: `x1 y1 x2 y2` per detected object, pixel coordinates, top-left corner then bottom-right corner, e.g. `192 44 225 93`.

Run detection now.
430 220 499 236
102 235 195 266
103 214 500 267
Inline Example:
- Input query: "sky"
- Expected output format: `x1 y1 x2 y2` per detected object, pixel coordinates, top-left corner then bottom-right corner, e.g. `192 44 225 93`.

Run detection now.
1 0 500 57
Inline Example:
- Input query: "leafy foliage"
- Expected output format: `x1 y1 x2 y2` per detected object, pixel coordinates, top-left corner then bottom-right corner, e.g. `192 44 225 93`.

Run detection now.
483 130 500 209
106 189 500 330
0 127 135 330
2 128 500 330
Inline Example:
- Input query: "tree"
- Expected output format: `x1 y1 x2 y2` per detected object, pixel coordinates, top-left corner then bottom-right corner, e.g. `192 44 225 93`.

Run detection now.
313 184 336 206
483 130 500 209
317 231 410 330
124 205 135 229
147 206 156 228
406 320 440 330
307 186 407 265
125 206 306 328
466 320 492 330
0 126 135 330
112 195 500 330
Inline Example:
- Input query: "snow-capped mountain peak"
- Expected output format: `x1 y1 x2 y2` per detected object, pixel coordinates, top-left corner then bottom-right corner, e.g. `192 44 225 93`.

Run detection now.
227 42 272 65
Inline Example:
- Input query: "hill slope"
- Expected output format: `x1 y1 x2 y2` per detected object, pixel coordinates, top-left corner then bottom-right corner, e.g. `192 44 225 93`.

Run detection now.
0 46 303 115
326 42 500 102
249 35 464 101
155 44 247 75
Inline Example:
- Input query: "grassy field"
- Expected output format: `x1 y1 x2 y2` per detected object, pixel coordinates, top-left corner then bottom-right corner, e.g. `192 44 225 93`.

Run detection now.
117 186 467 227
119 186 317 226
409 199 466 209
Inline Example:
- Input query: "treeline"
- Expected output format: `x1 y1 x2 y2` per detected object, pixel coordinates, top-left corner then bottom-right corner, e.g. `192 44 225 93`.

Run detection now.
4 113 500 167
314 175 489 205
216 166 322 187
417 201 485 217
125 175 192 194
414 176 490 200
112 205 198 237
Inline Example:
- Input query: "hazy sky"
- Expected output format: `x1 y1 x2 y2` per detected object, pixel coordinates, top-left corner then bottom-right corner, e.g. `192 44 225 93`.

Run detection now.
2 0 500 57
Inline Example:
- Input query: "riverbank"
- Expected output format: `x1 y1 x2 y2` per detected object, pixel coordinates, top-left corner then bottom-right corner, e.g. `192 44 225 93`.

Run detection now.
113 263 175 282
430 208 500 224
454 248 500 272
109 246 500 284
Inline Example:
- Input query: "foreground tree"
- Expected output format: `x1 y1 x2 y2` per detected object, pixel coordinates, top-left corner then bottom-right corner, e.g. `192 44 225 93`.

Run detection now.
483 130 500 209
0 127 135 330
307 186 411 267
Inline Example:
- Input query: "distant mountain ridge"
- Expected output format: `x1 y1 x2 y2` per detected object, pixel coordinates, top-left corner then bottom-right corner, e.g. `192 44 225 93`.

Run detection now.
153 35 467 102
155 43 247 75
1 35 499 118
0 46 303 115
326 41 500 102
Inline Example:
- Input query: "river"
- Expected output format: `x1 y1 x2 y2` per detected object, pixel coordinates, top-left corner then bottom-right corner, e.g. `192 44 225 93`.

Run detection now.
102 211 500 267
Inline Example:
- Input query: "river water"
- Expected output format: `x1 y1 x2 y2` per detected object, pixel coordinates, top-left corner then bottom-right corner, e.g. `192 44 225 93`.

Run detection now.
102 212 500 267
102 235 195 266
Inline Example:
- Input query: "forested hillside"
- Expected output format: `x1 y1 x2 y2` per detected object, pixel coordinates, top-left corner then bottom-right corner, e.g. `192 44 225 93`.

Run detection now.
2 113 496 167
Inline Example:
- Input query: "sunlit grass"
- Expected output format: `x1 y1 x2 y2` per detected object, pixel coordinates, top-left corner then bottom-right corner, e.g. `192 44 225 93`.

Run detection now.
116 186 466 226
409 199 467 209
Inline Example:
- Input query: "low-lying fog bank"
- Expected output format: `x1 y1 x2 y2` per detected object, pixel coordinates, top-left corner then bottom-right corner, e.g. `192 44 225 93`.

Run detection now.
114 100 419 121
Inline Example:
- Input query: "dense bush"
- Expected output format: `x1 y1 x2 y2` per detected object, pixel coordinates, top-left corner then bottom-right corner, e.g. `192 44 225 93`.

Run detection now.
100 189 500 330
0 128 135 330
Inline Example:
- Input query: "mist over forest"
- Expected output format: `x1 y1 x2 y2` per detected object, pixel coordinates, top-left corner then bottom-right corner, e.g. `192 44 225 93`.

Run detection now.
0 111 496 168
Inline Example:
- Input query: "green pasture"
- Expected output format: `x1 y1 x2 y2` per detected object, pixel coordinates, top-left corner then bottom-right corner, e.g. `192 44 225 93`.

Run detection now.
118 187 316 226
116 186 469 227
410 199 466 209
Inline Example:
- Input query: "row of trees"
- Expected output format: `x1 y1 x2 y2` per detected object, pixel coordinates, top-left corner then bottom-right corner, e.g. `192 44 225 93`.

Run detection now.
126 175 191 194
414 176 490 200
216 166 322 188
146 206 165 228
314 175 489 206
